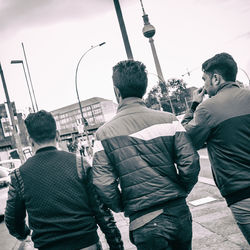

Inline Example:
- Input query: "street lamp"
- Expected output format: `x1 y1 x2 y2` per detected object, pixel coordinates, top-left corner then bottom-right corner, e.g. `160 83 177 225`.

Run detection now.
75 42 106 157
11 60 35 112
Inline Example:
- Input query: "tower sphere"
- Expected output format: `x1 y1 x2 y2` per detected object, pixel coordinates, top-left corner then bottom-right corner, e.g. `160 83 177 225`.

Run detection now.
143 24 156 38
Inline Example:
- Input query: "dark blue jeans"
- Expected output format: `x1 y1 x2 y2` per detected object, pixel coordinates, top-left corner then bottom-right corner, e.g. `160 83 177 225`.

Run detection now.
130 202 192 250
230 198 250 244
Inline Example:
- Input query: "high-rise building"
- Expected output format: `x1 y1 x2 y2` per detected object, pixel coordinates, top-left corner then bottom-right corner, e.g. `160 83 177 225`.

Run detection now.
51 97 118 141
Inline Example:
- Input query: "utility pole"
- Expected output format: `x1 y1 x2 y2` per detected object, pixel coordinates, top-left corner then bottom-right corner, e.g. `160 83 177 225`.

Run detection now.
113 0 134 60
0 63 25 163
22 42 39 111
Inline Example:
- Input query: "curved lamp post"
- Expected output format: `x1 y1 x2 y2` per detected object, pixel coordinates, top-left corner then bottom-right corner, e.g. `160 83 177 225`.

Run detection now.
239 67 250 87
75 42 105 157
11 60 35 112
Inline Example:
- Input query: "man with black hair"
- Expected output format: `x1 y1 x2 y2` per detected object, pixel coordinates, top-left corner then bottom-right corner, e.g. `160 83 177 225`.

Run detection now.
92 60 200 250
182 52 250 244
5 110 124 250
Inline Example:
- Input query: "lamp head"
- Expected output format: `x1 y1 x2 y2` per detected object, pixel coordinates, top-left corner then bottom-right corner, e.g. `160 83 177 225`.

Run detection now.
99 42 106 46
11 60 23 64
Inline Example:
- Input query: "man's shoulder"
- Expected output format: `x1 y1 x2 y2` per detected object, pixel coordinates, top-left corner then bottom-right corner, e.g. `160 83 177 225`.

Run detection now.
96 108 177 141
95 113 120 136
20 150 75 168
197 96 218 112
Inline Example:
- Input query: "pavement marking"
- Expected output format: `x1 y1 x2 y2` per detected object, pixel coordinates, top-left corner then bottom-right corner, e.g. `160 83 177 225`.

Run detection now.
189 196 217 206
198 176 215 186
200 155 209 160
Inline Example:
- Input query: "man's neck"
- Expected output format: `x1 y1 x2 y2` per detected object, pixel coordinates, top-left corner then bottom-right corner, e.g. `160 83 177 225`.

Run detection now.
33 141 57 153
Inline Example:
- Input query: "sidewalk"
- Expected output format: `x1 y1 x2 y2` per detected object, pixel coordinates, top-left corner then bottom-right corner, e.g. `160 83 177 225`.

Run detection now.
1 181 249 249
98 181 249 250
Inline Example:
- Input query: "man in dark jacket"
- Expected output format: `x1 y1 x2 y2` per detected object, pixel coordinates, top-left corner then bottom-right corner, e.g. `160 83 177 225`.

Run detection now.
92 60 200 250
182 52 250 244
5 110 123 250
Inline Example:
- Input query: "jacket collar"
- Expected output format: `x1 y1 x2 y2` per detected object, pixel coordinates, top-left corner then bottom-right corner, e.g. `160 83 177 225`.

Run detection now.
216 81 239 95
36 146 57 154
117 97 146 113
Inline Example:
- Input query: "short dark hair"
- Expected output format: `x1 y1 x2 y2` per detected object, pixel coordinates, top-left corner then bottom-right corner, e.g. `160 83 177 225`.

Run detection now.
202 52 238 81
25 110 57 143
112 60 148 99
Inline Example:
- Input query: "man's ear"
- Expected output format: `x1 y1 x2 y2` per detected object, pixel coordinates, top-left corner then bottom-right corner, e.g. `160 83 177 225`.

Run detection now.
113 86 122 103
56 130 60 142
29 136 35 147
213 73 224 86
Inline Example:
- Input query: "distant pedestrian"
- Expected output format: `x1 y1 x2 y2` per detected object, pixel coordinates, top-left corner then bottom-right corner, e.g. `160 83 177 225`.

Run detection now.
79 139 85 156
182 52 250 244
91 60 200 250
5 110 124 250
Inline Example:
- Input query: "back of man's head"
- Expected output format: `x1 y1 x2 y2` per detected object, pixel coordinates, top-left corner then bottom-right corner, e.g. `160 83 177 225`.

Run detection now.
25 110 57 144
202 52 238 82
112 60 148 99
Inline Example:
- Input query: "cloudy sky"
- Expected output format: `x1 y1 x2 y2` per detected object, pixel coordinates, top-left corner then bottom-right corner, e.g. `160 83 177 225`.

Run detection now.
0 0 249 113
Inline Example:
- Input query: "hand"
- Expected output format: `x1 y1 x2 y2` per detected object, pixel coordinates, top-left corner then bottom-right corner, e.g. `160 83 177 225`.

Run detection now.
193 87 206 103
18 236 34 250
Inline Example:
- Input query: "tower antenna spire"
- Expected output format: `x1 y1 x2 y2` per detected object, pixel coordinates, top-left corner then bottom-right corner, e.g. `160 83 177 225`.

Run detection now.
139 0 146 15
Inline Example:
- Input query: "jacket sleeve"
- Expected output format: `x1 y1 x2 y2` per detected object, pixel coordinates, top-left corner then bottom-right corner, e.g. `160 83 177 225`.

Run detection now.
4 169 30 240
91 140 123 213
173 119 200 194
181 102 212 150
85 167 124 250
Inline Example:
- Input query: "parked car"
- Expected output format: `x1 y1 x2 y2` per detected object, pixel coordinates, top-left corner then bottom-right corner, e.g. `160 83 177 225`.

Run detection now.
0 159 21 172
0 159 21 217
0 168 10 188
0 167 10 218
0 159 23 219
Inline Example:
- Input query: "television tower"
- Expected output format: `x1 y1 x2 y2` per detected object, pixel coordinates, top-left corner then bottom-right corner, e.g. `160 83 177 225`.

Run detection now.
140 0 164 82
140 0 175 113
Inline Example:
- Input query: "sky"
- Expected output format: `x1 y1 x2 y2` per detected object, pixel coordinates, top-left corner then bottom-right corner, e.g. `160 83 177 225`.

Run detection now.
0 0 249 113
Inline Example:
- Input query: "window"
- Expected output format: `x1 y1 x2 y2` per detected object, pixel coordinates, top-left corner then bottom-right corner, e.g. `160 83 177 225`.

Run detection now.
92 103 100 109
95 115 104 123
93 109 101 115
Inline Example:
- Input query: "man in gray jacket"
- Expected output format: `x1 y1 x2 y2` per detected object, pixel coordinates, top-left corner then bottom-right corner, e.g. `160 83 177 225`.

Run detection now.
182 52 250 244
92 60 200 250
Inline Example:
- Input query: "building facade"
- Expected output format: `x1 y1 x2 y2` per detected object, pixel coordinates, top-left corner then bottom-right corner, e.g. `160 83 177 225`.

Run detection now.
0 102 30 160
51 97 118 142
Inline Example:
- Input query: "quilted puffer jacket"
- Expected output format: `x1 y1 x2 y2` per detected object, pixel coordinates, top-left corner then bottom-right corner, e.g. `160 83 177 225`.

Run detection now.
92 97 200 218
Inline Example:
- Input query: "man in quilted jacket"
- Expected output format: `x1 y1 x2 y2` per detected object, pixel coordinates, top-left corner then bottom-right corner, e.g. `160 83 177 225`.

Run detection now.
5 110 123 250
92 60 200 250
